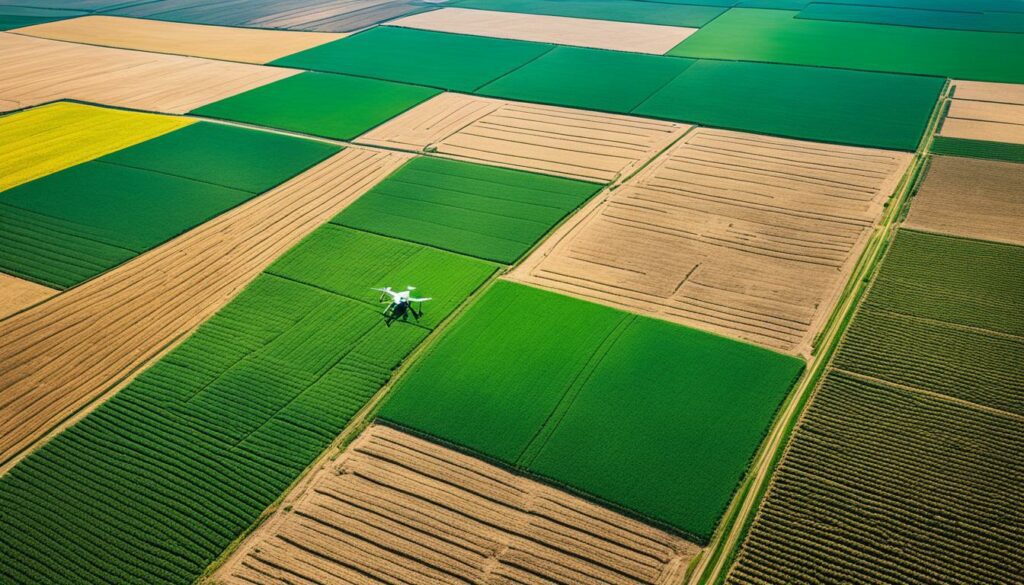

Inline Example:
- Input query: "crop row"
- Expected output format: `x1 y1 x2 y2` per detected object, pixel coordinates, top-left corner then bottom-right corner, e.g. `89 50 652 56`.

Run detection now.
0 228 496 584
727 372 1024 585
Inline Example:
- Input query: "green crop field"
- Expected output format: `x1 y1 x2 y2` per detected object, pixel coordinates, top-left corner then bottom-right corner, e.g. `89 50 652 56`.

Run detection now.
380 281 804 541
98 122 339 194
795 3 1024 34
633 59 943 150
0 227 495 584
931 136 1024 164
727 372 1024 585
727 229 1024 583
191 72 439 140
452 0 728 27
332 156 602 264
0 125 337 288
479 46 695 114
273 27 553 92
668 8 1024 83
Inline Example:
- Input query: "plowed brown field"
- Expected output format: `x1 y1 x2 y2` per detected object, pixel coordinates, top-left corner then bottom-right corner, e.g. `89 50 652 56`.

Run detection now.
15 16 345 64
940 80 1024 145
357 92 689 183
509 127 911 355
905 155 1024 245
386 8 696 54
0 148 412 472
0 33 297 113
0 273 55 321
215 424 700 585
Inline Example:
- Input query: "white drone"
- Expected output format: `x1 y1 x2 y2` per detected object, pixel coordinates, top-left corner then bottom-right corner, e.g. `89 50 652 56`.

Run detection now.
373 286 432 325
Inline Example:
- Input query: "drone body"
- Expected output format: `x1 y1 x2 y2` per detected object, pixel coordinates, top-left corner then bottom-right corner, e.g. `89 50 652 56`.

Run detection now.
373 286 432 326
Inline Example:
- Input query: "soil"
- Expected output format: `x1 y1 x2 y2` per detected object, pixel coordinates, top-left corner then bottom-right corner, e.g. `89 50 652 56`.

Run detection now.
0 33 298 114
386 7 696 54
214 424 700 585
357 92 690 183
0 273 55 321
0 148 413 471
905 155 1024 246
509 127 911 356
15 15 345 64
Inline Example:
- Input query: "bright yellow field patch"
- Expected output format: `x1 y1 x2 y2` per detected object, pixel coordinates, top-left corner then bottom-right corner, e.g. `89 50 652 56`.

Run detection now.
0 101 191 192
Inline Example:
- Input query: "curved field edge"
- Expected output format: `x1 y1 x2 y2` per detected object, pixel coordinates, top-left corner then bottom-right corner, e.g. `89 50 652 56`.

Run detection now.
686 80 949 585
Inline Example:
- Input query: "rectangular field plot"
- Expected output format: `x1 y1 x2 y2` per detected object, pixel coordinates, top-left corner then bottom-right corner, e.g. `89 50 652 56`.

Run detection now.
387 8 698 54
939 80 1024 146
332 156 602 264
634 59 942 150
796 2 1024 33
273 26 553 92
0 229 495 585
727 372 1024 585
479 46 696 113
453 0 727 27
833 230 1024 414
0 6 84 30
215 424 701 585
357 92 690 182
380 281 803 542
191 71 439 141
109 0 431 32
511 127 911 355
669 8 1024 83
0 124 339 288
16 15 345 63
905 156 1024 246
0 33 298 114
0 101 189 192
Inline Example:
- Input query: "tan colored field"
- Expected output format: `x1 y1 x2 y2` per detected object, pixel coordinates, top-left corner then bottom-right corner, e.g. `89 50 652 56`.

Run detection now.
215 424 699 585
358 92 690 182
940 80 1024 145
0 33 297 114
0 148 412 472
15 16 345 64
509 127 911 355
905 155 1024 246
386 7 696 54
0 273 55 321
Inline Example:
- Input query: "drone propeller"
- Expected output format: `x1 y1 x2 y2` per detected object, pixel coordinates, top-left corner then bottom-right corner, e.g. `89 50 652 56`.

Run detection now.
408 297 432 303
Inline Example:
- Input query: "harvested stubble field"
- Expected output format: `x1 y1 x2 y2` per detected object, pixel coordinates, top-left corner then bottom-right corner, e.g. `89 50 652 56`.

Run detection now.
381 281 803 542
387 7 697 54
939 80 1024 146
905 155 1024 246
16 15 345 63
0 272 54 320
727 229 1024 584
0 148 412 473
1 120 339 288
0 33 298 113
0 101 189 192
216 424 701 585
109 0 433 32
358 92 690 183
453 0 728 27
192 71 439 141
332 155 602 264
511 127 911 355
0 223 495 584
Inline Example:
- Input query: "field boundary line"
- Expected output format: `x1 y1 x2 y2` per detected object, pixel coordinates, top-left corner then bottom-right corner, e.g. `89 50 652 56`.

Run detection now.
833 368 1024 424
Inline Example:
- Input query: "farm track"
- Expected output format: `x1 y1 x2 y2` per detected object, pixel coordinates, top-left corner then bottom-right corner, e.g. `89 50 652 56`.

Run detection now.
511 127 911 356
0 33 297 114
0 148 412 474
215 424 700 585
357 92 690 183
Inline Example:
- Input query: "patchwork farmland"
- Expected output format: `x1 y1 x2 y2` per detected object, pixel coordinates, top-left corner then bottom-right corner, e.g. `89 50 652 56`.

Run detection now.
0 3 1020 585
